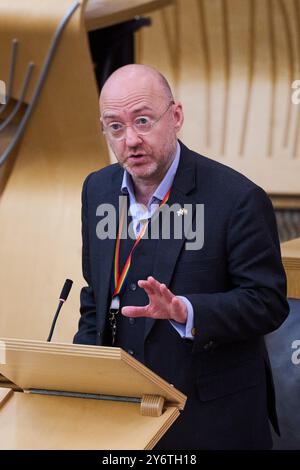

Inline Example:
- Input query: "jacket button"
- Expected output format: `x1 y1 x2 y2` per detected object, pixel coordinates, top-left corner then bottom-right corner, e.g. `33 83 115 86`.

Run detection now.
129 282 137 291
129 318 135 325
203 340 214 351
127 349 134 356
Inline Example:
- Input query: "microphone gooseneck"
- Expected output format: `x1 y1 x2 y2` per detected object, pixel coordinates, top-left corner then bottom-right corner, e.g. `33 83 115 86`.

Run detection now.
47 279 73 342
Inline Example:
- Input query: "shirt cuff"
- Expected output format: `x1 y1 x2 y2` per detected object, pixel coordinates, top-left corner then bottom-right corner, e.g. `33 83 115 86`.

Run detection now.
169 296 195 340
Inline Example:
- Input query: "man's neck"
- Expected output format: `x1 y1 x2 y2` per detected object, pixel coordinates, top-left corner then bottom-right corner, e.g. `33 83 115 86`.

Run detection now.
133 180 159 206
132 160 173 206
129 146 178 206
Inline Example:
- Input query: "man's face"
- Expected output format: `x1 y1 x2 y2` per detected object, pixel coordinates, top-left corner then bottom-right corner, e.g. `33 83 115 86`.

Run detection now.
100 77 183 183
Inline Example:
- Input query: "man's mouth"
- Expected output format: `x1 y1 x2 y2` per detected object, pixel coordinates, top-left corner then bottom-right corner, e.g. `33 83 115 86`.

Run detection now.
127 154 148 161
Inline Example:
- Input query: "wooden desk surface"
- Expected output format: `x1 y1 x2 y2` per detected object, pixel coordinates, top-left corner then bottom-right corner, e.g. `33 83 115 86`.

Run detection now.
85 0 174 31
281 238 300 265
281 237 300 299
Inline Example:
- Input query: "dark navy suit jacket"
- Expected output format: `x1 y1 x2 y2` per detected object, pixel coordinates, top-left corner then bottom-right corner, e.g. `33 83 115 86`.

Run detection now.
74 141 289 449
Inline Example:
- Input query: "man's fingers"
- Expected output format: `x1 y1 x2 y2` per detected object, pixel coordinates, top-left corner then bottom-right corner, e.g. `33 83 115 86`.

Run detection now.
138 277 162 297
138 279 155 295
122 306 147 317
146 276 171 298
160 283 173 302
147 276 162 291
140 277 176 304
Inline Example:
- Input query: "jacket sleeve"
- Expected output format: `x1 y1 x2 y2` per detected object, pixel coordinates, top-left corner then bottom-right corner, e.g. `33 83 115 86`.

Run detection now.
186 185 290 352
73 174 97 345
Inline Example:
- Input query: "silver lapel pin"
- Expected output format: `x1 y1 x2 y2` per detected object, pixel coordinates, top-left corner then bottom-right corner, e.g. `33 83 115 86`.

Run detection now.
177 208 188 216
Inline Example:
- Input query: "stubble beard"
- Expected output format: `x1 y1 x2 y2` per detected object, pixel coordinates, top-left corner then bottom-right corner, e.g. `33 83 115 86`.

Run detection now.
122 136 177 183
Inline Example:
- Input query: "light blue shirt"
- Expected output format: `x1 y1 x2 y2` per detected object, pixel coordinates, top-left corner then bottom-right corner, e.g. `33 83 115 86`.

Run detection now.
121 141 194 340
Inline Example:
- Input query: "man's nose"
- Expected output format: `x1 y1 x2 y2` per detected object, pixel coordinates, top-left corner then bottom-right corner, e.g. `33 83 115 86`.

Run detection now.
124 125 143 146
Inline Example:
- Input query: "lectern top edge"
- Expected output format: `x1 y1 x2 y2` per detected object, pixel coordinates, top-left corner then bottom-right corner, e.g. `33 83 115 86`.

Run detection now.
0 337 187 410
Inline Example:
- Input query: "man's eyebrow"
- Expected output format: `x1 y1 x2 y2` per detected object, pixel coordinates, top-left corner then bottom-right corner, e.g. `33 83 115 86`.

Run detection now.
102 105 154 120
131 105 154 114
102 112 120 120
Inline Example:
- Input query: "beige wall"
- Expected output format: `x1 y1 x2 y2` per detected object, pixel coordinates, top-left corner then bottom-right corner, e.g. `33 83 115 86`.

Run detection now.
137 0 300 194
0 0 109 343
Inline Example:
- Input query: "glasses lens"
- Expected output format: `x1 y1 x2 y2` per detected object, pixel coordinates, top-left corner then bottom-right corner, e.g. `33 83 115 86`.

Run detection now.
133 117 152 135
103 102 173 140
106 123 125 139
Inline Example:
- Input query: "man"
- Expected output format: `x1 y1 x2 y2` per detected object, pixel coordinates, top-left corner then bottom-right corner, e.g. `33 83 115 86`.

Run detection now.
74 64 289 449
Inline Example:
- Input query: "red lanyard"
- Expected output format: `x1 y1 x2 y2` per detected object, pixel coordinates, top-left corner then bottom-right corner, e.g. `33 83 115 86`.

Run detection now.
112 187 171 297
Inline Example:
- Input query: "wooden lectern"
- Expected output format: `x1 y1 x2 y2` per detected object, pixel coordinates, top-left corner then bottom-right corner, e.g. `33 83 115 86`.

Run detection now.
281 237 300 299
0 338 186 450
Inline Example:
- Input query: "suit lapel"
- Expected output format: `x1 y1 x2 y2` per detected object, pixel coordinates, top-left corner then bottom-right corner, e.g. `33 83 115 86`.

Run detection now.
144 143 198 339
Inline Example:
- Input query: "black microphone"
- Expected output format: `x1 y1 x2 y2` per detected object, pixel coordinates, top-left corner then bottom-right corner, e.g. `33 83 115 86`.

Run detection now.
47 279 73 342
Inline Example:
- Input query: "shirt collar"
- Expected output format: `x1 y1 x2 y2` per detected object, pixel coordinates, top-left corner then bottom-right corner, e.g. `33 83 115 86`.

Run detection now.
121 141 181 204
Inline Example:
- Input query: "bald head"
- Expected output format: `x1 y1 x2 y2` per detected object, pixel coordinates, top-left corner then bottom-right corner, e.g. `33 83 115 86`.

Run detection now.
100 64 174 110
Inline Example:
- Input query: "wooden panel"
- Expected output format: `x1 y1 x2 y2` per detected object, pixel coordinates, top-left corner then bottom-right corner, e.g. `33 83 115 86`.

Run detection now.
0 1 110 342
85 0 174 31
0 339 186 449
0 392 179 449
0 339 186 408
0 387 13 408
282 236 300 262
270 195 300 209
137 0 300 194
281 237 300 298
0 123 18 195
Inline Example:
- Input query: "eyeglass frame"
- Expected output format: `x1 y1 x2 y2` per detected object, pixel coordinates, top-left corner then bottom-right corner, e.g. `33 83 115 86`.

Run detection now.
101 100 175 141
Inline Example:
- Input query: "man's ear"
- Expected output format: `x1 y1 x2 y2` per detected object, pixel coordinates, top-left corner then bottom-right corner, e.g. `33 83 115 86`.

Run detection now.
173 102 184 133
